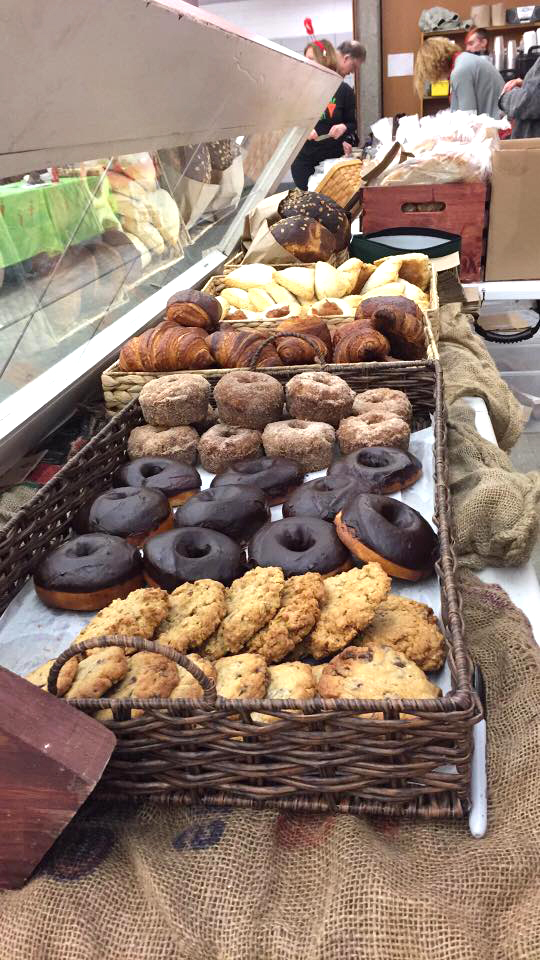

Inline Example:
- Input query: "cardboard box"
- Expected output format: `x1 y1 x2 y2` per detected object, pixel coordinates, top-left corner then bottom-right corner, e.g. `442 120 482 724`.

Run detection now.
485 138 540 280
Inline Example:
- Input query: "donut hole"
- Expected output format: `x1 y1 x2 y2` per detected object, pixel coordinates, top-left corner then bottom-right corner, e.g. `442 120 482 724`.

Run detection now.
140 463 164 478
360 411 386 425
280 528 316 553
288 422 309 431
355 450 391 468
175 540 211 560
233 373 257 384
236 460 265 475
310 374 330 385
71 540 97 558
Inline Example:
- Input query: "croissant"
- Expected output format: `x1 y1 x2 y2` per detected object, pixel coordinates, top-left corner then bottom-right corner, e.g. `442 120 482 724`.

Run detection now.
276 316 332 353
166 289 222 331
332 326 390 363
206 330 283 369
356 296 426 361
119 322 214 371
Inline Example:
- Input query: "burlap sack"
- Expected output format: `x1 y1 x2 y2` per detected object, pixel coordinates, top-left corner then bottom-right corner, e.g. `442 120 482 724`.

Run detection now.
1 570 538 959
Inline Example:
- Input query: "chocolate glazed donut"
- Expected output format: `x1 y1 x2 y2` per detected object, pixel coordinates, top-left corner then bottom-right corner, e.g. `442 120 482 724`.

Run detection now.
328 447 422 494
115 457 201 507
282 476 358 522
85 487 173 547
335 494 438 581
211 457 304 506
34 534 144 611
248 517 351 578
175 484 270 543
143 528 244 590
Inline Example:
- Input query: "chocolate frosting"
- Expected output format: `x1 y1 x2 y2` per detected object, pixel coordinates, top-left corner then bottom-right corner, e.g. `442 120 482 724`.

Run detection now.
211 456 304 499
34 534 142 592
115 457 201 496
86 486 169 537
340 494 438 571
248 517 349 577
282 476 358 522
175 484 270 542
328 447 422 492
143 528 244 589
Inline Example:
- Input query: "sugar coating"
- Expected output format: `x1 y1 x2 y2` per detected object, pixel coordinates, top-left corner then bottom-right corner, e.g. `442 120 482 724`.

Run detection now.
262 419 335 473
214 371 284 430
198 424 262 474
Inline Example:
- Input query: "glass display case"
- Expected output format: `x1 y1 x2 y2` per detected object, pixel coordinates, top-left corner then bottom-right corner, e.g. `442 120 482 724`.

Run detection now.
0 0 339 470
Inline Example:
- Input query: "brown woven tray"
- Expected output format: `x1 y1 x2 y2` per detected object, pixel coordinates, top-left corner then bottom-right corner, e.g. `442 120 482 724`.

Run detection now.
0 360 482 818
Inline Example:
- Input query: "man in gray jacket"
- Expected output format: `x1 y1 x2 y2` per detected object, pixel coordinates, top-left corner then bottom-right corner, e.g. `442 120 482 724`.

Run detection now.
499 58 540 138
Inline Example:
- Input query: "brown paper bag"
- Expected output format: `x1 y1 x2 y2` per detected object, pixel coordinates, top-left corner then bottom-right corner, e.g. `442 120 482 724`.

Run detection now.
491 3 506 26
485 138 540 280
176 179 219 230
206 155 245 216
243 191 289 245
242 219 300 265
471 5 491 27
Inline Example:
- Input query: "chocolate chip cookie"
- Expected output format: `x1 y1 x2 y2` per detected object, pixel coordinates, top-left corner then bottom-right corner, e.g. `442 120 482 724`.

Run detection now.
318 643 441 701
155 580 226 653
25 656 80 697
248 572 325 663
358 595 446 671
65 648 129 700
215 653 269 699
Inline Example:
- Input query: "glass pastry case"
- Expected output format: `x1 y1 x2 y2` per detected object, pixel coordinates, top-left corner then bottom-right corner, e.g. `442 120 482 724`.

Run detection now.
0 0 339 471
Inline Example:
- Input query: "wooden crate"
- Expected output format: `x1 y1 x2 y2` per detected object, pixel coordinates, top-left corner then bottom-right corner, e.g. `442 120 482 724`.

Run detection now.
362 182 490 283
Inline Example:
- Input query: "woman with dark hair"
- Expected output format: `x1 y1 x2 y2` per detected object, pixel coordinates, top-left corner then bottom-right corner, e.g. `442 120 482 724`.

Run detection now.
291 39 359 190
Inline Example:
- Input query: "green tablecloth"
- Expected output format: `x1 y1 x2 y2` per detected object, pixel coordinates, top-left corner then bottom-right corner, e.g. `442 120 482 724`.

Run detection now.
0 177 119 268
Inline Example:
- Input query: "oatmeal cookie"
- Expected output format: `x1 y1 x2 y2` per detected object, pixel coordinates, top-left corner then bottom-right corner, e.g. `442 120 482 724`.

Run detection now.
169 654 216 699
155 580 226 653
25 656 80 697
76 588 169 655
306 563 391 660
318 643 441 701
202 567 285 660
251 661 316 724
215 653 269 699
93 649 178 720
248 572 325 663
358 595 445 671
65 648 128 700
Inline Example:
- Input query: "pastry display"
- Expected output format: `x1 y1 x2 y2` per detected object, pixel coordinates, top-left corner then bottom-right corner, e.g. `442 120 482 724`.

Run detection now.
155 580 227 653
317 643 441 702
119 322 214 372
285 371 354 426
211 456 304 506
337 411 411 454
115 456 201 507
202 566 285 659
174 484 270 543
247 572 325 663
127 424 199 465
198 424 263 474
262 419 335 473
213 371 284 430
352 387 412 424
143 528 244 590
282 475 358 522
139 374 211 426
328 447 422 494
248 517 351 579
165 289 222 331
335 493 438 581
81 487 172 547
357 595 445 672
34 534 144 611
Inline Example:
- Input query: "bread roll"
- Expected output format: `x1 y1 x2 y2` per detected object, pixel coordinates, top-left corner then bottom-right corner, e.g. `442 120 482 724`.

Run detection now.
314 261 350 301
277 191 350 251
248 289 275 312
223 264 276 290
275 267 315 301
361 259 401 294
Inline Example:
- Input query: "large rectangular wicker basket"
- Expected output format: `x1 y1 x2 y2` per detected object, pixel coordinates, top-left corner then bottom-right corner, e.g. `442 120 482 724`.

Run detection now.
0 361 481 819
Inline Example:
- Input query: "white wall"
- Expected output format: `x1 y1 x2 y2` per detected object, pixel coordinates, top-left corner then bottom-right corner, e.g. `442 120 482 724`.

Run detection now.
200 0 353 48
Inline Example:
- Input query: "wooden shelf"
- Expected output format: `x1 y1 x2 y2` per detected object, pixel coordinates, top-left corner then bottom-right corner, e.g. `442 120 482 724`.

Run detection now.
423 94 450 100
423 22 540 39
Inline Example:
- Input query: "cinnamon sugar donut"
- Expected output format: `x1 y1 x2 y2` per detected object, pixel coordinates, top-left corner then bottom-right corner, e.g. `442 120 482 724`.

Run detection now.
337 412 410 454
352 388 412 425
139 374 211 427
214 371 284 430
262 420 335 473
128 424 199 465
198 424 263 474
285 372 354 427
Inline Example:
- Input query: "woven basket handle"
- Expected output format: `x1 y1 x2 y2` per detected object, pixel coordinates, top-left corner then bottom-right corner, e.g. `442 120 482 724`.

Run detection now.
249 331 329 371
47 635 217 705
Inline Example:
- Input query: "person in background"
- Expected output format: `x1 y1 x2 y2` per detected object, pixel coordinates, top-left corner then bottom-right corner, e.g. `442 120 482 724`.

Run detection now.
336 40 367 77
291 39 358 190
499 58 540 138
414 37 503 117
465 27 489 55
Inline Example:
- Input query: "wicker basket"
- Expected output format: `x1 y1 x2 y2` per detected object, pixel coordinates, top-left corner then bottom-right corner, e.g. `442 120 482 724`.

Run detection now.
315 157 364 210
0 361 482 818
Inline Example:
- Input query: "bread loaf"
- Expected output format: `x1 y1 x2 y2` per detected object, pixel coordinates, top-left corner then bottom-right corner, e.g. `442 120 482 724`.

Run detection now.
119 322 214 372
270 216 336 263
207 330 283 369
278 191 350 251
166 289 222 330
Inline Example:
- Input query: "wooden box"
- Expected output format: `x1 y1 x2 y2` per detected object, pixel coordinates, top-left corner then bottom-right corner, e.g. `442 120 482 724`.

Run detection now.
362 182 490 283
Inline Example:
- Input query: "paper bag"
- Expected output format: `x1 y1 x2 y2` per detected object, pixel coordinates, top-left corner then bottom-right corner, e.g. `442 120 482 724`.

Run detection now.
205 155 245 216
485 139 540 280
242 219 300 265
471 5 491 27
243 191 289 245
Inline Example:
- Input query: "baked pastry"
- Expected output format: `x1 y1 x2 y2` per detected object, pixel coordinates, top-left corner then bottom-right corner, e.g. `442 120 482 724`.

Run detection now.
318 644 441 703
271 216 336 263
214 653 269 700
25 657 80 697
222 264 276 291
165 289 222 331
278 192 350 250
262 420 335 473
328 447 422 493
305 564 391 660
94 650 179 719
115 457 201 507
74 587 169 652
203 567 285 659
248 289 276 312
337 258 377 295
127 424 199 465
248 573 325 663
211 456 304 506
174 484 270 543
169 653 217 699
332 324 390 363
361 259 401 294
248 516 351 579
119 322 214 372
374 253 430 292
337 412 411 454
356 297 426 361
84 486 173 547
309 298 352 318
352 388 412 425
358 595 445 672
285 372 354 427
214 371 284 430
314 261 349 301
275 267 315 301
275 318 331 365
220 287 250 310
143 528 244 590
155 580 227 652
206 330 282 369
282 475 357 522
139 373 211 426
251 661 317 723
278 316 332 352
65 648 129 701
34 534 144 611
198 424 263 474
335 493 438 581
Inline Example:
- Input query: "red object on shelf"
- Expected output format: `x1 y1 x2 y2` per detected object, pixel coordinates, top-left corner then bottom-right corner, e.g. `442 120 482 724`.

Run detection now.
361 182 490 283
304 17 314 35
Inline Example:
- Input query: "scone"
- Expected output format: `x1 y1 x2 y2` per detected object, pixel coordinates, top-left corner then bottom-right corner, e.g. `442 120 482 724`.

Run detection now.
169 654 216 699
155 580 226 653
247 572 325 663
318 643 441 703
215 653 269 699
357 595 446 671
76 588 169 655
202 567 285 660
251 661 316 724
306 564 391 660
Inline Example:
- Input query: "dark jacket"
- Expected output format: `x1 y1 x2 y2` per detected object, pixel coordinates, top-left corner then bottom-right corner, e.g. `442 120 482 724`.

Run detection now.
296 81 358 164
499 57 540 139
